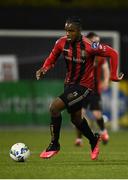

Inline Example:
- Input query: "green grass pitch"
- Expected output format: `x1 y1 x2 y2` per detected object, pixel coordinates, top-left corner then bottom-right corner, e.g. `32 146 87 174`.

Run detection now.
0 128 128 179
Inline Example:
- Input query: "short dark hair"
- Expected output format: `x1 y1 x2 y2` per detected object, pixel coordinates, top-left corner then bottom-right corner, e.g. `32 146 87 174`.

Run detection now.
86 32 99 39
66 16 82 30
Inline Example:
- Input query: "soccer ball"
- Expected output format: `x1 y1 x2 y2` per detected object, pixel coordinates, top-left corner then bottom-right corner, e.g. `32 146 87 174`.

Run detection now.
10 143 30 162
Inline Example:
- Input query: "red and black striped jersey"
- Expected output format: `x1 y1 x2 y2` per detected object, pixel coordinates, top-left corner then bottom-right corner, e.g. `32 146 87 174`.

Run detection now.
42 35 119 90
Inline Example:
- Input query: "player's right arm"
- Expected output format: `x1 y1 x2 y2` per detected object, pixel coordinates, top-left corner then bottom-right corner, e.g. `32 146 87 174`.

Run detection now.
36 38 63 80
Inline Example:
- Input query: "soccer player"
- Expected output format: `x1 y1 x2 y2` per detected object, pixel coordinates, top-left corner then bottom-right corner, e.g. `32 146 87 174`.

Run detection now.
75 32 110 147
36 17 123 160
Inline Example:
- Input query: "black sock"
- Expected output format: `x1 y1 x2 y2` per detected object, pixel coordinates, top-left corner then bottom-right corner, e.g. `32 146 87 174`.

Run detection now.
76 128 83 138
50 115 62 144
75 118 96 147
96 117 105 131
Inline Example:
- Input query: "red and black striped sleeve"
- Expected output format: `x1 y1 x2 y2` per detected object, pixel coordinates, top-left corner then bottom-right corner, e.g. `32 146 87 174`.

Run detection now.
41 38 64 71
91 44 119 81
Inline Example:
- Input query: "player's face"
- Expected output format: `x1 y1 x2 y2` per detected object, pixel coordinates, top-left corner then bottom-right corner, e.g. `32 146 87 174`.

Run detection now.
65 22 81 42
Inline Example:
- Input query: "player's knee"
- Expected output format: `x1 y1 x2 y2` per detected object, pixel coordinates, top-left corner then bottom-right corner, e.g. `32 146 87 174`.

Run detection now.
93 111 102 119
49 102 60 116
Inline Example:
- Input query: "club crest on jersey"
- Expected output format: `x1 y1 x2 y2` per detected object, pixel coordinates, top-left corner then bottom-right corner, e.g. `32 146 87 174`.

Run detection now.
91 42 100 49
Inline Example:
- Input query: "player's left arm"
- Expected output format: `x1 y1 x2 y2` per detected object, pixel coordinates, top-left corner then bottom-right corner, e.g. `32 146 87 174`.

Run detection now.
91 43 124 82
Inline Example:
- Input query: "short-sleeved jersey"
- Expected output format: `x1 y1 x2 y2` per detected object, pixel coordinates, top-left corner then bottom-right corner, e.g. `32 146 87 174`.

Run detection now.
42 35 118 90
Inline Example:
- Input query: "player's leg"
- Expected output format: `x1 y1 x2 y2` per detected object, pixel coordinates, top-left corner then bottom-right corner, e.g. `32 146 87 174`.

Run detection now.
63 84 101 160
93 110 109 144
70 109 100 160
74 128 83 146
40 97 65 159
74 108 87 147
90 93 109 144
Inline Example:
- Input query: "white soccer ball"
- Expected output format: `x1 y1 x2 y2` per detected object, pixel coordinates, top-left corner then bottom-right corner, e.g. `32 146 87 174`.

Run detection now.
10 143 30 162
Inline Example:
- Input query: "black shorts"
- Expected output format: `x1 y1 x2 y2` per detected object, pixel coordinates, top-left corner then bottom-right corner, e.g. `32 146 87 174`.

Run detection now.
83 92 102 111
59 84 91 113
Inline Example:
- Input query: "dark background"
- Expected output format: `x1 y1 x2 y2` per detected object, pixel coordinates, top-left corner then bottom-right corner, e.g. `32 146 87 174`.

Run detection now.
0 2 127 79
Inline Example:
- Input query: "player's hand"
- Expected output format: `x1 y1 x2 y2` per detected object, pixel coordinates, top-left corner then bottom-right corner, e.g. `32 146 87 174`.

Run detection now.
36 68 47 80
111 72 124 82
